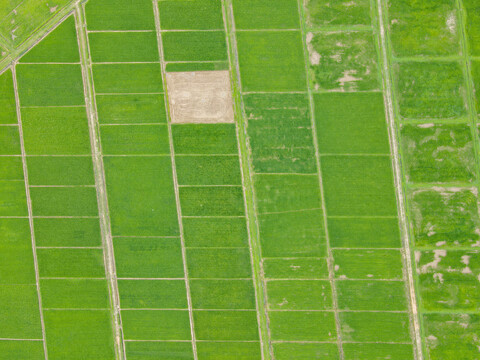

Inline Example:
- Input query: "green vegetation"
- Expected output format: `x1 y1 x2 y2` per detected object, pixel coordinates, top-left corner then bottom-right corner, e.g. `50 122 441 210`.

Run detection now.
274 343 339 360
187 248 252 278
162 31 227 62
336 281 407 310
159 0 224 30
175 155 241 185
263 258 329 279
197 342 261 360
40 279 110 309
27 156 94 185
267 280 332 310
122 310 190 340
172 124 238 154
305 0 372 27
464 0 480 56
125 342 193 360
190 280 255 309
307 31 380 91
37 248 105 278
343 343 414 360
165 61 229 72
194 311 259 340
85 0 155 30
96 94 166 124
182 217 248 247
0 341 44 360
0 126 21 154
118 280 187 309
0 70 16 124
30 187 98 216
34 218 101 247
269 311 336 341
232 0 300 30
471 61 480 115
179 186 245 216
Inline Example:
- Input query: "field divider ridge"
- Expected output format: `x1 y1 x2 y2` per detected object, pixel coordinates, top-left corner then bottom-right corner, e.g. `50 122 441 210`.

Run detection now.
12 64 49 360
152 2 199 358
74 5 125 360
374 0 423 358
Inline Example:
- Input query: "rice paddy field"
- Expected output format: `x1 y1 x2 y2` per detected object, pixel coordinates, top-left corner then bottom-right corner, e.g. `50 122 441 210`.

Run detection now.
0 0 479 359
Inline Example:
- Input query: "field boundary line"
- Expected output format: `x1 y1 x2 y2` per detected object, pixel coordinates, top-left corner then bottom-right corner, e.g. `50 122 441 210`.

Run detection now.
374 0 423 358
152 2 198 359
223 1 273 359
74 6 125 360
12 64 49 360
297 1 344 357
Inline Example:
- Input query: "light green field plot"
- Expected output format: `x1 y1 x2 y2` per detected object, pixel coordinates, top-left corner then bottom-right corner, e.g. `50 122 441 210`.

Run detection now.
387 0 460 57
175 156 241 185
182 217 248 247
307 31 379 91
236 31 306 92
162 31 227 62
0 219 35 284
321 155 397 216
165 61 229 73
394 61 467 119
0 45 8 60
0 341 44 360
125 341 194 360
333 249 404 279
464 0 480 56
0 126 21 154
336 280 407 310
27 156 94 185
0 181 27 215
190 280 255 309
400 123 476 183
0 156 23 180
30 187 98 216
423 313 480 359
37 248 105 278
0 70 16 124
339 312 411 342
43 310 115 359
259 210 326 257
328 217 401 248
92 63 163 94
197 342 261 360
113 238 183 278
122 310 191 340
343 343 414 360
263 258 329 279
16 64 84 106
232 0 300 30
243 93 316 173
118 280 187 308
88 32 159 63
416 249 480 311
0 0 71 47
96 94 166 124
267 280 332 310
34 218 101 247
100 124 169 155
40 279 110 309
159 0 223 30
273 343 339 360
314 92 389 154
104 157 179 236
187 248 252 278
472 61 480 115
194 311 259 340
408 187 480 247
305 0 371 27
179 186 245 216
21 107 90 155
19 16 79 63
269 311 336 341
85 0 155 30
172 124 237 154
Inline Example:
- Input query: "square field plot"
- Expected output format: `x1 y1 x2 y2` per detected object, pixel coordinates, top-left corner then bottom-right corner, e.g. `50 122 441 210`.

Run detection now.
34 218 101 247
408 187 480 247
118 280 187 309
162 31 227 62
232 0 300 29
37 248 105 278
179 186 245 216
321 155 397 216
175 155 241 185
328 217 401 248
387 0 460 57
187 248 252 278
307 31 379 92
182 217 248 247
40 279 109 309
415 249 480 311
16 64 84 106
190 279 256 309
0 70 17 124
236 31 306 92
465 0 480 56
394 61 467 119
244 93 316 173
122 310 191 340
93 64 163 93
43 310 115 359
0 181 27 216
166 71 234 124
196 342 261 360
343 343 414 360
159 0 224 30
194 310 259 340
263 258 329 280
273 343 339 360
400 123 476 183
305 0 371 27
125 342 194 360
0 157 23 180
172 124 237 154
0 285 42 339
88 32 158 63
0 341 44 360
96 94 166 124
27 156 94 185
267 280 332 310
269 311 336 341
85 0 155 30
21 107 90 155
113 237 184 278
0 126 21 155
30 187 98 216
314 92 389 154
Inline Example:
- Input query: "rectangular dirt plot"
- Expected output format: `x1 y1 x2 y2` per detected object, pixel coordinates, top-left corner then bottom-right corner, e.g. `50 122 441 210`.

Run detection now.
34 218 101 247
16 64 84 106
166 71 234 124
43 310 115 360
187 248 252 279
268 311 336 341
27 156 94 185
37 248 106 278
125 341 194 360
159 0 224 30
121 310 191 340
93 63 163 93
118 279 187 309
193 310 259 341
29 187 98 217
190 279 256 309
